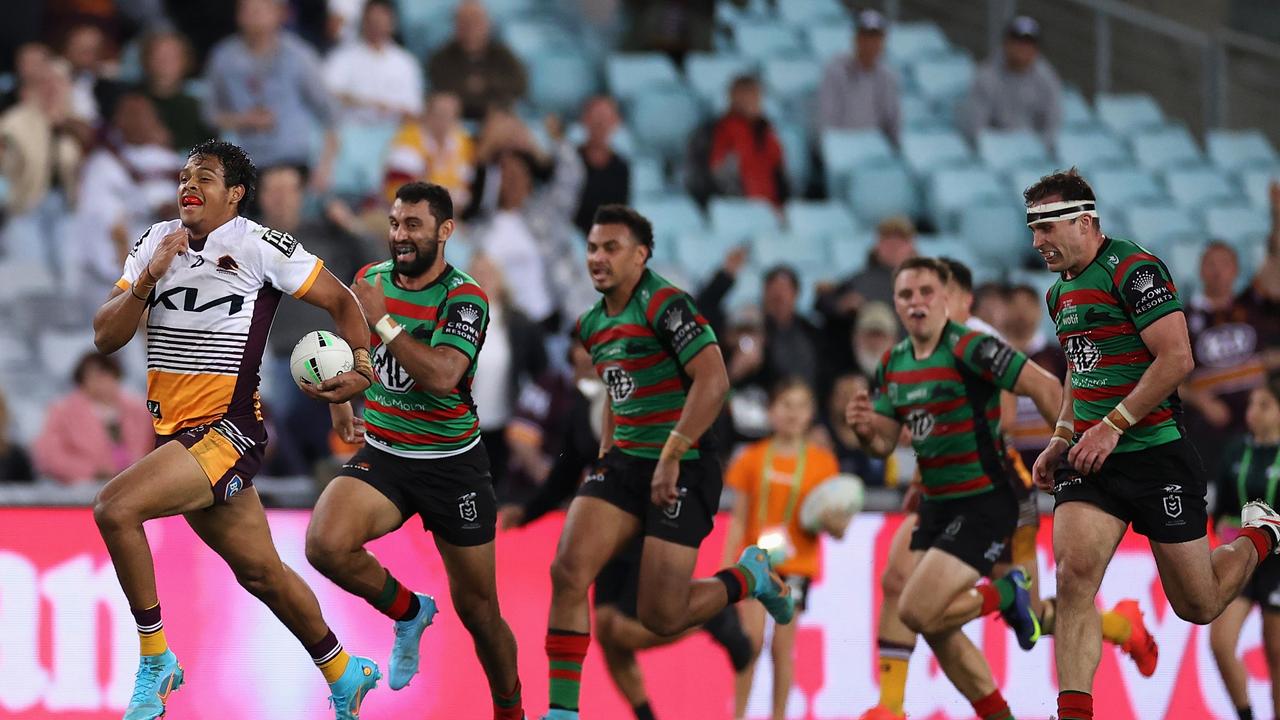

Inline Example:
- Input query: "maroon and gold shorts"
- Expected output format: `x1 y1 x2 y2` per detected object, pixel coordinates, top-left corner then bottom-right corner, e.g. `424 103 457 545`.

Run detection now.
159 416 266 504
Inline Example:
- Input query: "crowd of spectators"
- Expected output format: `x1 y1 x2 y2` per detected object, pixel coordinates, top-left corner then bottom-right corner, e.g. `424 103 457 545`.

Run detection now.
0 2 1274 527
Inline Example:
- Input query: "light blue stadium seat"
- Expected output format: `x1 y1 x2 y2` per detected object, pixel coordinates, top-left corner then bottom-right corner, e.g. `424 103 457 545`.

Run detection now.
1205 206 1271 246
634 196 707 244
1162 167 1238 210
1240 168 1280 209
918 234 980 271
332 121 399 197
676 231 741 277
902 93 947 131
763 57 823 103
958 204 1030 264
977 129 1049 172
777 0 847 25
709 198 781 240
1006 165 1058 201
752 232 827 268
886 22 950 68
927 167 1005 232
565 121 636 157
1090 168 1167 210
910 54 974 105
607 53 682 99
686 53 758 111
846 162 919 224
1062 87 1096 129
503 18 575 57
1207 130 1279 172
732 21 805 59
785 200 858 239
1095 93 1165 136
805 24 853 61
626 87 703 160
821 129 895 194
630 156 666 199
527 50 597 114
774 122 812 195
901 129 974 174
1055 129 1131 172
1131 126 1205 172
1121 205 1204 249
482 0 538 21
829 232 874 272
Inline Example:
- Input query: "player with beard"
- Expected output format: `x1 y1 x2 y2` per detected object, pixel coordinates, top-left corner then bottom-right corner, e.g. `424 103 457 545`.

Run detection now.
541 205 794 720
92 140 381 720
304 182 525 720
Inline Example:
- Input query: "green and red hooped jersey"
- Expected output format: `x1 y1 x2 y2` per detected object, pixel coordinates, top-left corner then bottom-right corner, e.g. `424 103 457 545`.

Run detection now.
873 321 1029 501
1046 236 1185 453
358 261 489 458
576 269 719 460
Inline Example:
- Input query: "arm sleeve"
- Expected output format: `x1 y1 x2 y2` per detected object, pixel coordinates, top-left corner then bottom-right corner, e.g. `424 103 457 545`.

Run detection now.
646 289 718 367
259 228 325 298
1117 258 1183 331
954 332 1029 391
432 281 489 360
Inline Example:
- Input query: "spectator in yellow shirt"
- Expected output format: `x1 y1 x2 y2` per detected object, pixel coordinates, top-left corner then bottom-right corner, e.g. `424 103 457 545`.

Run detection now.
382 90 474 208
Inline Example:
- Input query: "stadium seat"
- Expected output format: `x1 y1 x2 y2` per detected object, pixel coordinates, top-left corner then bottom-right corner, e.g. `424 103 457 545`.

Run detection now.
1095 93 1165 136
820 129 895 194
910 54 974 105
1131 126 1205 172
886 22 951 68
1207 129 1279 171
805 24 853 61
752 232 828 269
785 200 859 239
958 204 1030 264
763 57 823 104
1121 205 1204 249
977 129 1049 172
918 234 980 273
1055 129 1131 172
38 329 97 387
630 156 666 199
731 21 805 59
1062 87 1096 129
709 198 781 240
331 121 399 197
686 54 758 111
1006 164 1058 201
633 196 707 245
1205 206 1271 246
774 122 812 196
829 232 875 273
1162 167 1239 210
625 87 704 160
676 231 742 277
398 2 455 57
527 50 597 114
1089 168 1167 210
607 53 682 99
926 167 1005 232
845 162 919 224
901 93 947 131
777 0 847 26
900 129 974 174
1240 168 1280 209
503 18 576 58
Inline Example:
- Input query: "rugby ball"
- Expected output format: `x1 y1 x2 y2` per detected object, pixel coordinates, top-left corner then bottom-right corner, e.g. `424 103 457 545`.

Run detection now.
290 330 354 389
799 474 866 533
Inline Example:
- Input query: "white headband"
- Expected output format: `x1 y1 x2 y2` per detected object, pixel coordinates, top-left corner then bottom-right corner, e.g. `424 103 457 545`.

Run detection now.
1026 200 1098 227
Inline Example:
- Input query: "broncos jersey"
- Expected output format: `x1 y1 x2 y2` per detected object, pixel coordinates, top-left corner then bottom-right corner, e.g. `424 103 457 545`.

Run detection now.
116 216 325 435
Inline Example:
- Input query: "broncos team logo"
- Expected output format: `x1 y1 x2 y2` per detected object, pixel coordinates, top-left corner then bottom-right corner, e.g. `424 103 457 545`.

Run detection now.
601 365 635 403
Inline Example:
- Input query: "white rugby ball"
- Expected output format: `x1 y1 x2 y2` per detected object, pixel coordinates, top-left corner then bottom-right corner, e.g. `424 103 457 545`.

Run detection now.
290 330 354 389
799 474 866 533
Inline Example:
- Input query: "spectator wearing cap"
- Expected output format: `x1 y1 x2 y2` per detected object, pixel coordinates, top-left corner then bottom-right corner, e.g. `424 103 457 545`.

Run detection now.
427 0 528 122
816 9 901 143
323 0 424 125
709 74 788 207
962 15 1062 146
851 301 898 377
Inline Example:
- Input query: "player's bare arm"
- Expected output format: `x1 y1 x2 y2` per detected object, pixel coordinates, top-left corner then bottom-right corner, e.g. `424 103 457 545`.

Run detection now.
92 227 189 353
846 389 901 458
297 268 375 404
599 401 616 457
1012 359 1064 426
1068 311 1193 474
652 344 730 507
1033 370 1075 491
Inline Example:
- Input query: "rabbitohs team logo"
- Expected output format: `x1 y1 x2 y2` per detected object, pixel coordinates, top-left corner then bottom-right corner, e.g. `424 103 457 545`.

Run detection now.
1063 335 1102 373
601 365 635 402
904 407 934 441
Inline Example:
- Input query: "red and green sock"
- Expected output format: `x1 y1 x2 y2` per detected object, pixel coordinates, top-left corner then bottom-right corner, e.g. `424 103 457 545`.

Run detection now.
972 689 1013 720
546 629 590 711
714 566 751 603
371 571 421 622
492 678 523 720
976 575 1017 615
1058 690 1093 720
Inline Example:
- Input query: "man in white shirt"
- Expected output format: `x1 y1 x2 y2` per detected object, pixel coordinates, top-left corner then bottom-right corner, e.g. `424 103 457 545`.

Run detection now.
816 9 901 143
963 16 1063 146
323 0 424 124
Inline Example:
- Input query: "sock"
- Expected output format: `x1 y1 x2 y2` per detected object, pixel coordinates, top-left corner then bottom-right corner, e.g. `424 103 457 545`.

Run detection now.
876 640 913 714
715 567 751 603
633 701 656 720
132 604 168 656
1238 707 1254 720
972 689 1013 720
372 571 421 622
307 630 352 684
546 629 590 711
1240 527 1274 563
1057 690 1093 720
1100 609 1132 646
702 605 753 672
492 678 523 720
976 576 1015 615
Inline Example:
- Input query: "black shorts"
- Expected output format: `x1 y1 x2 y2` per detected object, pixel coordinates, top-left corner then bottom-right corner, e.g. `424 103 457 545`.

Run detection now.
163 416 266 504
594 542 643 617
1244 556 1280 611
1052 438 1207 544
576 447 722 548
343 441 497 547
910 483 1018 576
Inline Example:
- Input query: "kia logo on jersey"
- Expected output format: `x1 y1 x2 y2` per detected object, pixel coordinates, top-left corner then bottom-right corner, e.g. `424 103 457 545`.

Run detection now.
149 286 245 315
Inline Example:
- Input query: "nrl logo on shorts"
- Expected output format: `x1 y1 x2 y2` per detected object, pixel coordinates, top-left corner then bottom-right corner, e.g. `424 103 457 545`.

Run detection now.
458 492 478 522
601 365 635 403
1163 484 1182 518
904 408 934 441
663 487 688 520
1063 335 1101 373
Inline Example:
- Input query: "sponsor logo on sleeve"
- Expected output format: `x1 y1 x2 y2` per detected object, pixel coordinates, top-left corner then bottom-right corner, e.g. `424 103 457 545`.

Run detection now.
1123 264 1176 317
442 302 484 345
972 337 1016 377
261 229 298 257
657 297 704 355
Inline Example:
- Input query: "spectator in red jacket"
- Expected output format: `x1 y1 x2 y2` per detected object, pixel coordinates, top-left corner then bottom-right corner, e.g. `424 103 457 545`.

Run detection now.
709 75 787 206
